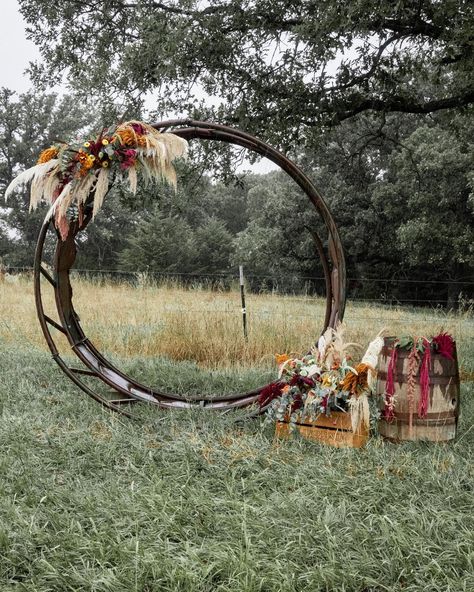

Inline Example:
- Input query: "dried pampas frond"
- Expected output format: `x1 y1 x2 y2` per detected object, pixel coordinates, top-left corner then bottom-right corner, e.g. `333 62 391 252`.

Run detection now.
30 174 47 212
92 168 109 219
316 326 333 361
361 329 386 371
349 393 370 433
43 166 61 204
76 172 98 205
323 322 360 370
128 167 137 194
5 159 59 203
58 184 76 218
44 182 72 223
162 161 177 189
159 132 189 161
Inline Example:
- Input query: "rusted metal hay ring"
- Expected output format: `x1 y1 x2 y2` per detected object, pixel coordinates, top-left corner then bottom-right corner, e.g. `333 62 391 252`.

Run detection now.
33 119 346 415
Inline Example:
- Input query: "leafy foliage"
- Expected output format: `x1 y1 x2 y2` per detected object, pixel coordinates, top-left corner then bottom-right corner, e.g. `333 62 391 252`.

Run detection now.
19 0 474 150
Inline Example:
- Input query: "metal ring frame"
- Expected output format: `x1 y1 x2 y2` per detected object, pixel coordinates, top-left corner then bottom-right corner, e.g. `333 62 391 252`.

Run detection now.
33 119 346 416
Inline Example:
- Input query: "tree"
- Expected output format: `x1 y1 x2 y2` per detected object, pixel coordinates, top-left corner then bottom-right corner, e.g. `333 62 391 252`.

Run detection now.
231 171 327 292
119 208 195 273
372 116 474 282
20 0 473 150
0 89 95 267
191 217 233 273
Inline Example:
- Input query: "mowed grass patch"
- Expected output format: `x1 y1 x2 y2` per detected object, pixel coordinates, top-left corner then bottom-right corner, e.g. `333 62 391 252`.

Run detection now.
0 344 473 591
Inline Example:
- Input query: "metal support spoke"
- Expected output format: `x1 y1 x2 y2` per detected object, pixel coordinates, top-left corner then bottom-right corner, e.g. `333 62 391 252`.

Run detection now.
69 367 99 377
40 265 56 287
44 315 67 335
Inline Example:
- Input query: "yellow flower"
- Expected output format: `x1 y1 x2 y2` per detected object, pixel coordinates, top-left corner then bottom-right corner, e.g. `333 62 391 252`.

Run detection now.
37 146 59 164
102 160 109 168
102 138 109 145
322 374 333 388
83 141 91 148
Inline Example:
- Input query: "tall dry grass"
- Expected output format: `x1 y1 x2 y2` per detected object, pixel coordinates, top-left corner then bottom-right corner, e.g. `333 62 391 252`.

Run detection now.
1 274 472 370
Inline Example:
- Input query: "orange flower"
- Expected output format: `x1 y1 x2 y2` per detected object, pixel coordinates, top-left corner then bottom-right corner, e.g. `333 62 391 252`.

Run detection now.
116 126 147 148
77 150 96 176
276 353 290 366
341 363 370 397
282 385 291 394
37 146 59 164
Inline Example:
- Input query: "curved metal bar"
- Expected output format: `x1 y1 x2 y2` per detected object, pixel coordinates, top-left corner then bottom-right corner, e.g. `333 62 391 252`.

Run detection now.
33 119 346 415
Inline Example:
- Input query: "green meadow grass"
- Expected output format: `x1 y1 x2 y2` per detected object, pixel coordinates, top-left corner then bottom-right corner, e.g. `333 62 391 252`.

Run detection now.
1 342 473 592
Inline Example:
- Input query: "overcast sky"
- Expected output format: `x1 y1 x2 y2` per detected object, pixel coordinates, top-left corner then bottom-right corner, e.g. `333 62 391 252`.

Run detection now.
1 1 40 93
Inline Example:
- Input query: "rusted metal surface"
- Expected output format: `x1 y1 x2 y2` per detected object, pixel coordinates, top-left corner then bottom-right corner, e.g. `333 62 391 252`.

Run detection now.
33 119 346 416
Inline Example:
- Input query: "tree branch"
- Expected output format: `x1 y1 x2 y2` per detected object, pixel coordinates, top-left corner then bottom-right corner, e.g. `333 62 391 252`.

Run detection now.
328 34 404 94
335 89 474 123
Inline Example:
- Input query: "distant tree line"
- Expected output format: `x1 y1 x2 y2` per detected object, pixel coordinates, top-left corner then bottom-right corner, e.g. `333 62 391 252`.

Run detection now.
1 90 473 306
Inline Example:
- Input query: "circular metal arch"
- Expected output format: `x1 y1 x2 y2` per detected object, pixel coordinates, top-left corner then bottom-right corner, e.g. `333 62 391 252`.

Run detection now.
33 119 346 415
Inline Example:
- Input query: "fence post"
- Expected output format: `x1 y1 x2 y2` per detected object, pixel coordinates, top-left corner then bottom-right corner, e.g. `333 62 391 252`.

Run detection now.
239 265 248 341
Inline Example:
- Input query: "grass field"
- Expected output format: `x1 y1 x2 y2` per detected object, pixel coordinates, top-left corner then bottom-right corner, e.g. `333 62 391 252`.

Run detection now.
1 277 473 591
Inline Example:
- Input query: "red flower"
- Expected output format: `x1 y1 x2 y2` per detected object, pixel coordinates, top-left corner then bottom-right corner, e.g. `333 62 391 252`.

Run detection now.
258 382 284 408
118 148 137 170
85 140 104 157
431 333 455 360
291 393 303 411
289 375 314 388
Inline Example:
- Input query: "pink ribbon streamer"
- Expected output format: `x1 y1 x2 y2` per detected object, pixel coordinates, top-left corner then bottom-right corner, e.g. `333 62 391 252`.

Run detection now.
418 338 431 419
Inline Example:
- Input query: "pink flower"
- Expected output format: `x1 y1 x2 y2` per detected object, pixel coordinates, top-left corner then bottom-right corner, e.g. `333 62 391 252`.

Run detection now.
119 148 137 170
131 123 147 135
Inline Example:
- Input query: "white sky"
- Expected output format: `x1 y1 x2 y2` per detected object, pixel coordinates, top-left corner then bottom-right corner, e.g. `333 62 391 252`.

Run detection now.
0 0 277 173
1 1 40 93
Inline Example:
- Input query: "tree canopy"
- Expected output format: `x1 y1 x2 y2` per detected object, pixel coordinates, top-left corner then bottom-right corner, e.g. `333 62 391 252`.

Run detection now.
19 0 473 148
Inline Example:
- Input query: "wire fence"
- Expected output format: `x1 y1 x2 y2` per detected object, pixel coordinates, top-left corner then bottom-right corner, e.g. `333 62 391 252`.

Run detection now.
3 265 474 311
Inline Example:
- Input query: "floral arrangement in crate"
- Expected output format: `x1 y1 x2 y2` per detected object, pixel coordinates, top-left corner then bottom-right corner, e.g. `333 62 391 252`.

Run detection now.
259 325 385 433
4 120 188 240
383 332 456 423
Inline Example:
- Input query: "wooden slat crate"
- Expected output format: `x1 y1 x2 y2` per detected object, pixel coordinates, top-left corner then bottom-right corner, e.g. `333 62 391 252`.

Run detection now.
275 411 369 448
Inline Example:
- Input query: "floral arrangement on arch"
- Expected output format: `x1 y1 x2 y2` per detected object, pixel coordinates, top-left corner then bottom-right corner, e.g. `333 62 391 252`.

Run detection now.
259 325 385 433
4 120 188 240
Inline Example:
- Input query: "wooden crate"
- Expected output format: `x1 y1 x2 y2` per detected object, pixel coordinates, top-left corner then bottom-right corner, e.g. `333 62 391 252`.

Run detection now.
275 411 369 448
